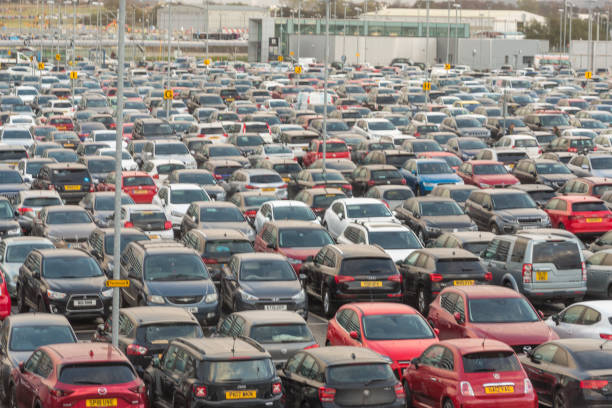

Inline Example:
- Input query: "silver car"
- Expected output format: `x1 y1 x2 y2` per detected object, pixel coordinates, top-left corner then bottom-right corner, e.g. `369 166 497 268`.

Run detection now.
0 237 54 297
225 168 288 199
546 300 612 339
586 249 612 299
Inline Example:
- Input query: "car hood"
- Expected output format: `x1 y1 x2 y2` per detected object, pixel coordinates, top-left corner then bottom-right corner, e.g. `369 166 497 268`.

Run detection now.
47 223 97 239
45 275 106 293
2 262 20 279
0 220 20 231
200 221 252 235
279 247 320 261
0 184 29 192
496 208 547 219
385 248 419 262
420 174 462 183
423 215 473 228
539 174 575 182
146 279 215 297
366 338 438 363
240 280 302 298
591 169 612 178
470 321 556 346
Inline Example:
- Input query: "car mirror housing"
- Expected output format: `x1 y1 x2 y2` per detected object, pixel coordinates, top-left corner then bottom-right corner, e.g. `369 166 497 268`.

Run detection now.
453 312 463 324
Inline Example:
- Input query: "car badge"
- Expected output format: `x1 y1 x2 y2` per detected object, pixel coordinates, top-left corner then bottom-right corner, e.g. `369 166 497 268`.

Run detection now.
98 387 108 396
493 373 500 379
363 390 370 397
237 384 247 389
281 348 287 354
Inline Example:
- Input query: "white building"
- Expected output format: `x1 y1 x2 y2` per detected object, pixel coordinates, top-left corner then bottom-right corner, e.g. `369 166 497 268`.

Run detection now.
157 4 269 34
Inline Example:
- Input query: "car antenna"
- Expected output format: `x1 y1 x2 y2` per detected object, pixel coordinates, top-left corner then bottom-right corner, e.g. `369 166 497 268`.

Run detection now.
482 335 486 349
232 336 236 357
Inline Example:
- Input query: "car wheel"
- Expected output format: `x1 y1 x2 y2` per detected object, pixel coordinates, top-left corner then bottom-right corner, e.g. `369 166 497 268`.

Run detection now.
322 287 335 318
553 388 569 408
38 297 47 313
403 380 413 408
490 224 500 234
8 386 16 408
417 287 430 315
443 399 455 408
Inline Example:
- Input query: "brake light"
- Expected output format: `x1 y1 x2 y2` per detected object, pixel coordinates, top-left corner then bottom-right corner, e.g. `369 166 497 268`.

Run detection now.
153 174 159 179
280 184 288 189
522 263 532 284
202 258 218 264
367 180 376 186
50 388 74 398
600 333 612 340
594 146 598 151
581 380 609 389
319 387 336 402
126 344 148 356
382 201 390 209
213 174 223 180
460 381 474 396
394 382 405 399
89 184 94 192
272 382 282 395
484 272 493 281
400 178 406 185
304 343 319 350
388 274 402 283
164 221 172 230
335 275 355 284
430 273 443 282
124 221 134 228
582 261 587 281
18 207 32 214
192 384 207 398
342 184 352 190
524 378 534 394
244 210 257 218
245 184 256 189
568 147 577 152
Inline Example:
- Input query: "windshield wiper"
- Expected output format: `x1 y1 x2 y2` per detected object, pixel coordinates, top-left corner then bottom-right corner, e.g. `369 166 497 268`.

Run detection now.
72 380 103 385
364 378 390 386
472 368 496 373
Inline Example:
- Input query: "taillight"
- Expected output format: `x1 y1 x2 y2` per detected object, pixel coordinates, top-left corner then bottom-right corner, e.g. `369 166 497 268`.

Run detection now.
460 381 474 396
304 343 319 350
164 221 173 230
335 275 355 284
213 174 223 180
400 178 406 185
342 184 352 190
382 201 390 209
89 184 94 192
388 274 402 283
126 344 148 356
280 184 288 189
484 272 493 281
192 384 207 398
522 263 532 284
124 221 134 228
153 174 159 179
594 146 598 151
367 180 376 186
272 382 282 395
524 378 533 394
50 388 74 398
202 258 218 264
430 273 443 282
245 184 256 189
568 147 577 152
319 387 336 402
581 380 609 389
245 210 257 218
581 261 587 281
18 207 32 214
600 333 612 340
394 382 405 399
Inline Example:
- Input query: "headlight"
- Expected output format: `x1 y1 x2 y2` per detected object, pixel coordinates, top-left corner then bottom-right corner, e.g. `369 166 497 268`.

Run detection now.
148 295 165 304
542 216 551 225
171 210 184 217
101 288 114 298
7 228 20 234
205 292 218 303
246 229 256 240
425 225 441 232
292 289 306 301
500 216 518 224
239 288 258 302
287 257 302 265
47 289 66 300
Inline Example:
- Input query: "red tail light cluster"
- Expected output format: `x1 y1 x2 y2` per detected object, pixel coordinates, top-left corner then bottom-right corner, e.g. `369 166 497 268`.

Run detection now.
213 174 223 180
272 382 282 395
193 385 207 398
394 383 405 399
581 380 609 389
430 273 443 282
202 257 218 264
17 207 32 214
388 274 402 283
319 387 336 402
124 221 134 228
335 275 355 284
484 272 493 281
164 221 173 230
126 344 148 356
50 388 74 398
522 263 532 283
245 210 257 218
581 261 587 281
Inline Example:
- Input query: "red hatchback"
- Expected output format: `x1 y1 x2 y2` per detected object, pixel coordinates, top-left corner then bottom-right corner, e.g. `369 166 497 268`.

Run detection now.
302 138 350 167
11 343 146 408
326 302 439 380
457 160 520 188
0 269 10 320
404 338 538 408
97 171 157 204
544 195 612 236
427 286 557 355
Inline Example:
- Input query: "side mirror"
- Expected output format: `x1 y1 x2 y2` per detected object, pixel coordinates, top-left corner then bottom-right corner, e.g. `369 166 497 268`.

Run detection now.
453 312 464 324
434 328 440 336
299 273 307 280
349 331 360 340
552 314 560 325
538 310 545 319
18 362 24 373
530 353 541 364
14 210 19 218
411 358 420 369
581 164 590 170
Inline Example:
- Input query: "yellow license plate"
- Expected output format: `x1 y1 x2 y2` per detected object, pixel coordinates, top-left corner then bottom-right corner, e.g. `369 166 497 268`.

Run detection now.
86 399 117 407
508 163 514 169
361 281 383 287
225 390 256 400
586 218 603 223
484 385 514 394
262 187 275 191
64 143 74 147
64 185 81 191
149 235 160 239
536 271 548 281
453 280 475 286
282 177 290 182
134 189 147 194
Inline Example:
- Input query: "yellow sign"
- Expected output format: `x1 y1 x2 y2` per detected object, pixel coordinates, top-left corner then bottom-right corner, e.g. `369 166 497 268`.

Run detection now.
38 62 44 70
585 71 593 79
278 55 283 62
7 50 10 56
422 81 431 91
70 71 78 79
55 53 61 61
294 65 303 74
105 279 130 288
204 58 211 66
163 89 174 100
290 51 294 56
68 60 73 66
356 52 360 57
30 56 33 61
445 63 451 70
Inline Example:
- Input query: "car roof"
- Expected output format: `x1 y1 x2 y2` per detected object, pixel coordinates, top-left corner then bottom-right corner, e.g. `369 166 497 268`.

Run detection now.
44 205 87 213
551 338 612 353
419 247 478 259
347 302 420 316
43 163 87 170
305 346 388 366
233 310 308 325
122 306 200 324
44 343 127 363
329 244 388 258
8 312 72 327
449 285 522 299
189 228 249 240
442 338 513 354
175 337 269 360
557 195 603 203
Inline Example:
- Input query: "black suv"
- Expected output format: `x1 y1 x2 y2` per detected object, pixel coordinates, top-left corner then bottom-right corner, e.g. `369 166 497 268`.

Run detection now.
16 248 113 318
144 337 283 408
119 240 220 326
31 163 93 203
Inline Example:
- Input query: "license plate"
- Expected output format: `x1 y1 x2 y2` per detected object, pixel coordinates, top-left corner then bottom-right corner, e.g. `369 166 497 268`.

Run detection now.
484 385 514 394
536 271 548 281
586 218 603 223
64 185 81 191
75 299 96 306
264 304 287 311
262 187 275 191
282 177 290 182
149 234 160 239
184 306 198 313
453 280 475 286
508 163 514 169
361 281 383 287
64 143 74 147
86 399 117 407
134 189 148 194
225 390 256 400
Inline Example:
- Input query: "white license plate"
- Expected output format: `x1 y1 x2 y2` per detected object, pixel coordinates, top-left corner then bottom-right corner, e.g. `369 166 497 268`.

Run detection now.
264 304 287 311
74 299 96 307
184 307 198 313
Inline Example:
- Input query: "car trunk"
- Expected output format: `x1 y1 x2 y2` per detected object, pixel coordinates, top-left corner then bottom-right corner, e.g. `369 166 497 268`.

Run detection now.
464 371 527 399
339 258 401 295
435 259 488 286
198 359 276 403
328 364 398 406
130 212 166 231
530 240 582 290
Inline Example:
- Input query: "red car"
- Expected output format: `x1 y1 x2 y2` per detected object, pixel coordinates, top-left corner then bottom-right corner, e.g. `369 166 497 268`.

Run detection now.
404 338 538 408
11 343 146 408
326 302 439 380
457 160 520 188
97 171 157 204
123 123 133 139
302 138 350 167
427 286 558 354
544 195 612 235
0 269 10 320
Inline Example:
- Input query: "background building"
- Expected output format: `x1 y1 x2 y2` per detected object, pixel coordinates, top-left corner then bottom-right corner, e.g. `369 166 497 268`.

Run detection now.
157 4 268 35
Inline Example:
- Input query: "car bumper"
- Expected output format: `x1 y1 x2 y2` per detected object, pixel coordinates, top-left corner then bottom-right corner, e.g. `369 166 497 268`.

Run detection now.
48 297 112 318
128 193 155 204
236 297 308 319
144 230 174 240
192 395 283 408
455 395 538 408
335 292 403 306
566 219 612 235
500 222 550 233
322 401 404 408
57 191 88 203
523 287 586 301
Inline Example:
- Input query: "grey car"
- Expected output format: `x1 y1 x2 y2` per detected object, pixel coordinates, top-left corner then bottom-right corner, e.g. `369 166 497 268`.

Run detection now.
585 250 612 299
0 237 54 297
180 201 255 241
31 205 97 246
216 310 316 367
78 191 135 226
465 188 551 234
224 168 288 200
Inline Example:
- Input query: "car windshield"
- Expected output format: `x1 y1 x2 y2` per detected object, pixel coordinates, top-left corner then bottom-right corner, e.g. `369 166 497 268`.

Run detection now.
143 323 202 343
59 363 136 385
456 118 482 128
0 171 22 184
420 201 464 216
178 172 216 185
515 138 538 148
0 150 27 161
594 184 612 196
94 132 115 142
573 202 608 212
541 115 569 127
156 143 189 155
9 325 75 351
462 351 521 373
236 135 264 146
210 146 241 156
104 233 148 255
3 130 31 139
459 140 487 150
382 189 414 201
199 359 274 382
123 176 154 187
369 121 395 131
573 351 612 370
473 164 507 175
591 157 612 170
346 203 391 218
250 324 313 343
449 189 474 203
327 122 349 131
368 230 421 250
143 123 173 136
171 189 208 204
94 195 134 210
240 259 296 281
6 242 54 263
491 193 536 210
536 163 571 174
468 298 539 323
144 254 209 281
0 201 14 220
88 159 115 174
43 256 103 278
204 240 253 257
362 314 434 340
46 210 92 224
200 207 245 222
328 364 395 385
279 228 333 248
418 162 453 175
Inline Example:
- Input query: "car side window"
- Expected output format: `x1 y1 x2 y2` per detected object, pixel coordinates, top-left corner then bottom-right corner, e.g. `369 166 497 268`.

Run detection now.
25 350 43 373
323 250 336 268
510 238 527 263
581 307 601 325
437 347 455 371
420 345 444 367
163 345 179 370
533 344 559 363
298 355 317 378
453 297 466 322
493 240 511 262
230 316 245 336
482 239 500 260
560 305 585 324
286 353 305 374
440 292 459 314
36 352 54 378
217 315 234 335
313 248 326 265
551 348 569 367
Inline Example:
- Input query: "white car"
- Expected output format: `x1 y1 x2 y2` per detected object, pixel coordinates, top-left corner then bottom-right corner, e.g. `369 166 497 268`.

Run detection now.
141 159 186 185
140 139 197 169
15 86 38 104
119 204 174 240
170 113 197 124
496 134 542 159
253 200 319 233
153 183 211 232
0 125 34 147
322 197 398 239
97 148 138 171
49 99 74 116
90 130 127 151
352 118 402 141
545 300 612 339
6 115 36 128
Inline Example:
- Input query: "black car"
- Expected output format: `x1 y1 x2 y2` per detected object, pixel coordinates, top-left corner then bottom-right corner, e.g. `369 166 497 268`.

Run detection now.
92 306 203 374
0 313 77 403
32 163 93 204
0 197 21 238
512 158 576 189
520 339 612 407
144 336 283 408
396 248 490 314
119 239 220 326
280 346 404 408
16 248 113 318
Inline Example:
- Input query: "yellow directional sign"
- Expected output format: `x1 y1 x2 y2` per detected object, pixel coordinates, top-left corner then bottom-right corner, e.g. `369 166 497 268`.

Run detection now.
204 58 211 66
356 52 360 57
278 55 284 62
294 65 303 74
290 51 294 56
163 89 174 100
422 81 432 92
55 53 61 61
585 71 593 79
70 71 78 80
445 63 451 70
7 50 10 56
105 279 130 288
38 62 44 70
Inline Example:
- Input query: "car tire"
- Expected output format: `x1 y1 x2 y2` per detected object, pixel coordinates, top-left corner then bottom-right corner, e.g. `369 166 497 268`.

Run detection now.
38 297 47 313
443 399 455 408
417 287 430 315
322 286 335 318
553 387 569 408
491 224 500 235
403 380 413 408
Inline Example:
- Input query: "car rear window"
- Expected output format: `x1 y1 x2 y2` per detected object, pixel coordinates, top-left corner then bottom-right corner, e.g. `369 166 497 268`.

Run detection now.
382 189 414 201
340 257 396 277
594 184 612 196
462 351 521 373
249 324 313 344
0 150 27 160
328 363 395 384
497 152 528 163
51 169 90 182
532 241 581 269
22 197 62 207
371 170 401 180
10 325 75 351
572 202 608 212
214 166 240 175
250 174 283 184
59 363 136 385
312 193 345 208
104 233 148 255
123 176 154 187
142 323 202 343
318 143 348 153
573 350 612 370
204 240 253 257
199 359 274 382
436 259 485 275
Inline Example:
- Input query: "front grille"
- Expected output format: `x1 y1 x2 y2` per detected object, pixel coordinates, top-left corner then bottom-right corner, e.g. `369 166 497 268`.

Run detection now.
66 294 103 311
167 295 203 304
518 218 541 224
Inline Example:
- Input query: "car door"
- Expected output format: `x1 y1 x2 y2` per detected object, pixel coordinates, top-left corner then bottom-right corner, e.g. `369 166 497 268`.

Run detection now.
586 252 611 298
411 345 445 407
553 305 586 338
15 350 43 408
481 238 512 287
280 352 306 408
326 202 345 239
398 251 422 299
158 345 179 404
222 257 241 308
523 343 563 406
429 291 460 340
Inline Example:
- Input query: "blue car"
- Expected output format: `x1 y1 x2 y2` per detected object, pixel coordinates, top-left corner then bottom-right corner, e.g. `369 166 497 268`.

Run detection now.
400 158 463 195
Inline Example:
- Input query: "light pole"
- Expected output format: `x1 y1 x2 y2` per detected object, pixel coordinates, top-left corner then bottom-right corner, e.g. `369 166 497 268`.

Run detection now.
354 7 362 64
446 0 452 64
297 0 301 64
323 0 329 179
363 0 367 64
206 0 209 60
568 2 573 66
166 1 172 119
343 4 347 61
425 0 430 74
559 8 563 52
454 4 460 65
588 1 593 72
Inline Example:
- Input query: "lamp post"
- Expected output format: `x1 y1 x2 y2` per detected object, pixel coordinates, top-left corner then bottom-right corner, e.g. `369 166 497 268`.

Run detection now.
323 0 329 179
568 2 573 66
354 6 361 64
446 0 452 64
343 4 347 61
454 4 461 65
425 0 430 73
166 1 172 119
363 0 367 64
297 0 301 64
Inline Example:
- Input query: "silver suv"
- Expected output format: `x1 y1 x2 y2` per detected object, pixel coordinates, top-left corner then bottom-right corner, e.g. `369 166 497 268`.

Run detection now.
480 233 586 304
